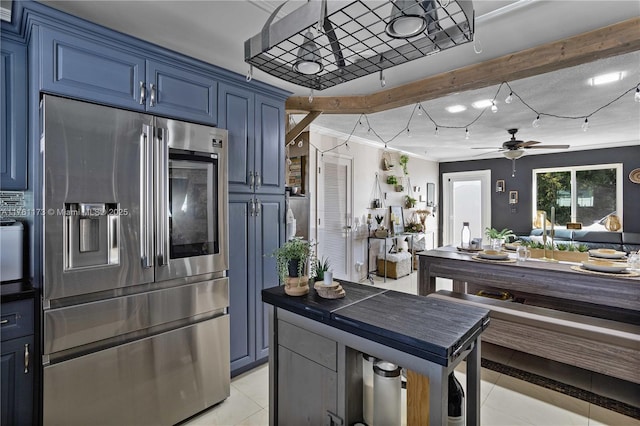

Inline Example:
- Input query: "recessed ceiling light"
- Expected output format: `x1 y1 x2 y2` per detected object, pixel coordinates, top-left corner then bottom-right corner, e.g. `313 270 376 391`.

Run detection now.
589 72 624 86
471 99 493 109
446 105 467 113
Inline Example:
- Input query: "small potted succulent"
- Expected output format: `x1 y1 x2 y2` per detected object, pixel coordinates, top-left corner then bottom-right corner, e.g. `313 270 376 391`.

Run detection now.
485 227 515 250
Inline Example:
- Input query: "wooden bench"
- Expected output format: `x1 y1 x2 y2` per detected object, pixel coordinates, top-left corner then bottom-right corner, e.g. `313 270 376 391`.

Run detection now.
428 290 640 384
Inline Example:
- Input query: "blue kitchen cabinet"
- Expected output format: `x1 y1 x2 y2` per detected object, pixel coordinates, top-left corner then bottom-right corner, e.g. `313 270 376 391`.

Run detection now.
1 38 28 190
228 193 283 375
1 299 34 426
38 27 217 125
220 84 285 194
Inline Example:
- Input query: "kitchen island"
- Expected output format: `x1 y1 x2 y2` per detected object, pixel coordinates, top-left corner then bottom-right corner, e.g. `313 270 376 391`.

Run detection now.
417 247 640 384
262 281 490 425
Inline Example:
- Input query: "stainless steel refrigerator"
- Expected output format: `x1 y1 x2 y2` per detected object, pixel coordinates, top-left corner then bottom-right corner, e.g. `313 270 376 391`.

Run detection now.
40 95 230 425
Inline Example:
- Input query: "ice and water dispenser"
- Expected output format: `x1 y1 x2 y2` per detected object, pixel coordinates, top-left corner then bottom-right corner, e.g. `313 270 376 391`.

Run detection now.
64 203 120 270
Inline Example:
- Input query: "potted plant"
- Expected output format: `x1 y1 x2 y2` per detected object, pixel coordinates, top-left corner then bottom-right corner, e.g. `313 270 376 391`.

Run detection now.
272 238 313 296
386 175 398 185
312 256 330 282
485 227 515 250
404 195 417 208
399 154 409 175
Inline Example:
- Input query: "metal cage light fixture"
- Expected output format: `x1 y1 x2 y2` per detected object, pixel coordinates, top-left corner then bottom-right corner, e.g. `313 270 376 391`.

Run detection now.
244 0 475 90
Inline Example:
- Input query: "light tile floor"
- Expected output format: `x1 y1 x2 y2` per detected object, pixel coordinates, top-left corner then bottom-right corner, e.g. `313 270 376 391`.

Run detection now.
184 272 640 426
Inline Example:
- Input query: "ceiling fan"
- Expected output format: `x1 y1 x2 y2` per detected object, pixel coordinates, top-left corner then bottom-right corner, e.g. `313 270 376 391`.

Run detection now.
473 128 570 176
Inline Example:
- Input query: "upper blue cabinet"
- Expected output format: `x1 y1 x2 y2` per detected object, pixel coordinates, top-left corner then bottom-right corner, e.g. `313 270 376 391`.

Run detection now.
38 27 217 126
1 38 28 190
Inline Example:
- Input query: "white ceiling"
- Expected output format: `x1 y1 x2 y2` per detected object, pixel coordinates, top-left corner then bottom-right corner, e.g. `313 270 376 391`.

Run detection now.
41 0 640 161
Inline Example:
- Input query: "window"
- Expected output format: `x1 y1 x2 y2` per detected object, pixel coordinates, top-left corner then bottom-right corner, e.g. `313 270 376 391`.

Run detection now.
533 164 623 230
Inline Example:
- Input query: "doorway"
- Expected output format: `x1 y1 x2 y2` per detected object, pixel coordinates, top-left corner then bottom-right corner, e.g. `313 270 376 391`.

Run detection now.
316 152 353 280
442 170 491 246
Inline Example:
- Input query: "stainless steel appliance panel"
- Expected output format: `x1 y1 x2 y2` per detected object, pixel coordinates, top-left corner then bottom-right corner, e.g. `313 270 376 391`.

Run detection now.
43 316 230 426
42 95 154 301
154 118 228 282
44 278 228 355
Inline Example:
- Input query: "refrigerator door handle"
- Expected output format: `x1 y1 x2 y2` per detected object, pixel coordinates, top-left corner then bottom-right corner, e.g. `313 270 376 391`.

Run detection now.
156 127 170 266
141 125 154 268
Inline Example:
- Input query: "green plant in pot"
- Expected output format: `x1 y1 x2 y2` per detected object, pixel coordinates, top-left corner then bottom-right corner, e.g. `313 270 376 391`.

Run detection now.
272 238 313 296
485 227 515 249
399 154 409 175
312 256 330 282
386 175 398 185
405 195 417 208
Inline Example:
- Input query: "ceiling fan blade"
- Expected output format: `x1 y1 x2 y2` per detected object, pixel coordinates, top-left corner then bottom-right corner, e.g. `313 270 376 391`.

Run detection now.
471 147 502 150
517 140 542 147
526 145 570 149
472 151 500 158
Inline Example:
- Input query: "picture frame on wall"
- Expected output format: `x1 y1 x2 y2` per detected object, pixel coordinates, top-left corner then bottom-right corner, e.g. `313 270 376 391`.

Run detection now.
389 205 404 235
509 190 518 204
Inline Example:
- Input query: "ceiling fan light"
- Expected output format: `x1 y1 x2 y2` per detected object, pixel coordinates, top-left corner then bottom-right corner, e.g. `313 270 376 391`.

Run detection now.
503 149 524 160
293 31 323 75
385 0 437 39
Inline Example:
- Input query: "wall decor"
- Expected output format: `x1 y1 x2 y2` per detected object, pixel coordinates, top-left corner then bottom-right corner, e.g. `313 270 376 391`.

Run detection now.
496 180 505 193
426 182 435 207
509 190 518 204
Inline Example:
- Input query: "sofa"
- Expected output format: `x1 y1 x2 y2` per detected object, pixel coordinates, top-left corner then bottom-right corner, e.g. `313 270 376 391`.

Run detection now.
517 229 640 253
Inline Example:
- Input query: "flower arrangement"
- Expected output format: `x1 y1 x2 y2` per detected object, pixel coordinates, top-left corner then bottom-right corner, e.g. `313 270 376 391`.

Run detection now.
404 220 424 233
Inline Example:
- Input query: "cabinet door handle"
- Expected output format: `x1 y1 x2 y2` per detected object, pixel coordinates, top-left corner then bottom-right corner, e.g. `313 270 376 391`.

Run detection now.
139 81 146 105
24 343 30 374
255 199 261 217
0 319 8 325
249 171 255 190
249 198 255 217
149 83 156 107
256 172 262 189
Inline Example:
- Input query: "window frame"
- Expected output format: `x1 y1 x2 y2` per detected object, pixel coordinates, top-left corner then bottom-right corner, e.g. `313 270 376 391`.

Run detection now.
532 163 623 230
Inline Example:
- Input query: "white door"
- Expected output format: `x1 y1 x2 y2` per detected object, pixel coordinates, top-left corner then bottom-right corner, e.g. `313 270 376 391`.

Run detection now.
442 170 491 246
317 152 353 280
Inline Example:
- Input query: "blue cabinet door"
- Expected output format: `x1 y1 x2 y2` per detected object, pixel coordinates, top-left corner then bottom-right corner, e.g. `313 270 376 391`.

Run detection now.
1 38 27 190
219 83 255 193
146 60 217 126
0 335 34 426
39 26 146 111
228 194 256 372
254 195 284 360
255 95 285 194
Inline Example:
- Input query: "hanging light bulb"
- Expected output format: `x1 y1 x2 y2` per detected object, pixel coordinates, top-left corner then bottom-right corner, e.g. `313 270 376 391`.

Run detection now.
406 128 411 138
293 31 323 75
491 101 498 113
505 92 513 104
532 115 540 128
308 89 314 103
359 119 365 128
380 70 386 88
582 118 589 132
465 128 470 140
434 127 439 136
367 127 372 134
635 86 640 102
345 142 351 151
417 104 423 116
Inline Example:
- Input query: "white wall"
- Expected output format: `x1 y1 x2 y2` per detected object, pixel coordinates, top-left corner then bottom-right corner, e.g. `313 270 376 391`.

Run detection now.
308 129 439 282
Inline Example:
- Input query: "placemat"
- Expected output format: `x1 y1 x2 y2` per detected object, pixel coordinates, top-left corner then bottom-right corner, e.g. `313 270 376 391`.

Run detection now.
472 255 517 263
570 265 639 278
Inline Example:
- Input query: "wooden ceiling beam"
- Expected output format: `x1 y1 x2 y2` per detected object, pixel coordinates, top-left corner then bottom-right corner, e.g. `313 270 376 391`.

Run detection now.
285 17 640 114
285 111 322 145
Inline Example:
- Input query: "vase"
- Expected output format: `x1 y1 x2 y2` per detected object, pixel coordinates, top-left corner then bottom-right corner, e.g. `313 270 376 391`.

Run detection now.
284 275 309 296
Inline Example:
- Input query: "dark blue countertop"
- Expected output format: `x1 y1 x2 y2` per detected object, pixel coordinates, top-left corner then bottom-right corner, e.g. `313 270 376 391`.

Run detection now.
262 280 490 366
1 279 35 303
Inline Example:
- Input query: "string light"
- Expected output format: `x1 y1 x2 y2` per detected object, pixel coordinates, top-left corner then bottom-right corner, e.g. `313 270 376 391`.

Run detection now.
297 140 304 147
532 115 541 128
491 101 498 113
406 128 411 137
434 127 439 136
635 86 640 102
505 92 513 104
417 105 423 116
465 128 470 139
582 118 589 132
380 70 386 88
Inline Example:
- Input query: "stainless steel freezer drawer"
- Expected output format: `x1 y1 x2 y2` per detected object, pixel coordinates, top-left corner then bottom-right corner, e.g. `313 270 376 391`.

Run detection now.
43 315 230 426
44 277 228 356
